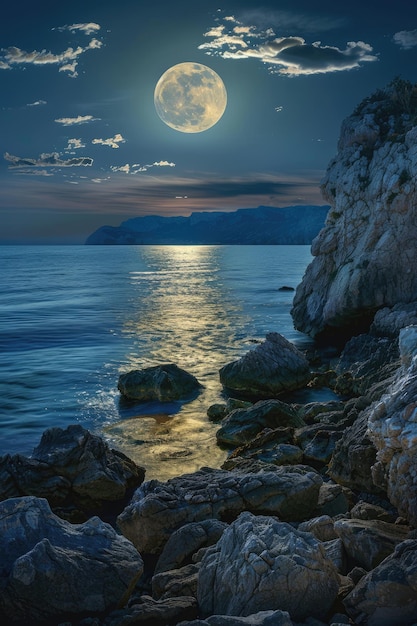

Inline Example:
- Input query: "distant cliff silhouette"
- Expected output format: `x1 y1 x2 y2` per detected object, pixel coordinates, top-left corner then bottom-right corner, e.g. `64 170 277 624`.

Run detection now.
85 205 329 245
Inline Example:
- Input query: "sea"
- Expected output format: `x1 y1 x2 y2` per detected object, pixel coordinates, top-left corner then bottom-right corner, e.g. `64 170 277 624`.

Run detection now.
0 244 316 481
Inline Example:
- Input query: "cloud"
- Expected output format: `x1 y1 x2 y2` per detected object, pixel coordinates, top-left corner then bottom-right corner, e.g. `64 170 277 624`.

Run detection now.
66 138 86 150
92 133 125 148
199 15 377 76
393 29 417 50
0 30 103 77
110 160 175 174
53 23 101 36
13 169 54 177
4 151 93 168
55 115 100 126
27 100 47 107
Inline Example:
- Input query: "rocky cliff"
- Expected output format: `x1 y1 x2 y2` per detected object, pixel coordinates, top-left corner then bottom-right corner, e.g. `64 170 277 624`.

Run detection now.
292 79 417 341
85 205 328 245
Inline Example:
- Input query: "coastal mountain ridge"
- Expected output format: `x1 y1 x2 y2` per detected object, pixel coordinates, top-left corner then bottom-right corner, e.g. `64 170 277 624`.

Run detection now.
85 205 329 245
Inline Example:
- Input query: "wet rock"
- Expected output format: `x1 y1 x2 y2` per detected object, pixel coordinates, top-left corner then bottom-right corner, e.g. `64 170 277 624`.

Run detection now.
343 539 417 625
334 518 410 570
0 496 143 623
117 466 323 554
0 425 145 521
197 511 340 622
118 363 202 402
216 399 304 447
219 332 311 398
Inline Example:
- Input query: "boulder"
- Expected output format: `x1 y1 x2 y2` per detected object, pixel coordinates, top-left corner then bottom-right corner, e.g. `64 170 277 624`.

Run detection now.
197 511 340 621
221 428 295 470
219 332 311 398
0 496 143 623
118 363 202 401
291 79 417 341
343 539 417 625
368 329 417 527
216 399 304 447
152 563 199 600
334 518 410 570
117 466 323 554
154 519 228 575
0 425 145 520
371 301 417 337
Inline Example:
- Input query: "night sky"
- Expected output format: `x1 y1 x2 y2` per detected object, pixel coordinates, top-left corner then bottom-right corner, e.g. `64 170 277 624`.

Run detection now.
2 0 417 243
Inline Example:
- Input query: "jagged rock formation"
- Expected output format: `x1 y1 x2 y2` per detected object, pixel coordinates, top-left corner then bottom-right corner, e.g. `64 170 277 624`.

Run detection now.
292 79 417 341
85 205 328 245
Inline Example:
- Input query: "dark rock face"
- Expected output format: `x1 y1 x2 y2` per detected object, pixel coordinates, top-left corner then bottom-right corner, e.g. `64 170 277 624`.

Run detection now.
118 363 202 402
197 511 339 622
343 539 417 625
0 496 143 623
117 466 322 554
291 80 417 340
219 332 311 398
0 425 145 521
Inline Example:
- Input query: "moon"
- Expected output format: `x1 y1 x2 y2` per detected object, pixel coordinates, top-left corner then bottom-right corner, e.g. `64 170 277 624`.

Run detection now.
154 62 227 133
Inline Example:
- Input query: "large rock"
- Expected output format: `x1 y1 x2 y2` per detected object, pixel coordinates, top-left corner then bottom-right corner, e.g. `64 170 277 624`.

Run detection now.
118 363 202 401
292 79 417 340
368 327 417 527
216 399 304 447
0 425 145 520
0 496 143 623
343 539 417 625
176 610 293 625
219 332 311 398
117 466 322 554
197 511 339 621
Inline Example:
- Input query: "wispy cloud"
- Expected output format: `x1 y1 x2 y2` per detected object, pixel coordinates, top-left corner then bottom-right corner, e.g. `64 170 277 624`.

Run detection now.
393 29 417 50
0 23 103 77
199 14 377 76
27 100 47 107
4 151 93 168
55 115 100 126
110 160 175 174
53 23 101 36
92 133 125 148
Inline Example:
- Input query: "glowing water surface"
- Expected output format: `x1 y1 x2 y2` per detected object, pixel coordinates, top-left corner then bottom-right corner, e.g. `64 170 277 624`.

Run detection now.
0 245 313 480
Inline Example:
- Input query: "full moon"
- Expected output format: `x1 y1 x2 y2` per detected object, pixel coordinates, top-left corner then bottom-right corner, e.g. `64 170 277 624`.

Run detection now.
154 62 227 133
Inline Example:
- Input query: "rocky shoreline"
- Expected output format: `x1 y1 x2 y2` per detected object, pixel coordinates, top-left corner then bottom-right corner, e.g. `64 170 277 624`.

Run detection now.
1 319 416 625
2 79 417 625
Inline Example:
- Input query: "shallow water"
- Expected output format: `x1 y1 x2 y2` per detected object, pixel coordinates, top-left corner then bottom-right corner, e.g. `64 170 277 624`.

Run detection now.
0 244 314 480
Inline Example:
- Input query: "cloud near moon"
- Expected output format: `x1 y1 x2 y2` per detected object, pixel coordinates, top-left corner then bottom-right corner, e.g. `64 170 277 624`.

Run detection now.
154 62 227 133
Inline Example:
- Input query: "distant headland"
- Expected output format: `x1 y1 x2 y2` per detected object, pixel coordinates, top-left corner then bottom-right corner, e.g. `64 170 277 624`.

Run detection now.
85 205 329 245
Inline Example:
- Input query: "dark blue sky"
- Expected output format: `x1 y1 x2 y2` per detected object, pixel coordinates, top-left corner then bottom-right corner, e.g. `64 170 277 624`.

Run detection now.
2 0 417 242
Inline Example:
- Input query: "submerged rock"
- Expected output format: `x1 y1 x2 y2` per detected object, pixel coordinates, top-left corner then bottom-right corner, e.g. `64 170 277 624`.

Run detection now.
197 511 339 621
117 466 322 554
118 363 202 402
0 496 143 623
219 332 311 398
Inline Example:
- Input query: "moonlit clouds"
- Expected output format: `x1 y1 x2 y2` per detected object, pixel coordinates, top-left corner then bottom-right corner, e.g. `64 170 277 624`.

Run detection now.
199 14 377 76
92 133 125 148
4 151 93 169
393 29 417 50
66 139 86 150
55 115 100 126
27 100 47 107
0 23 103 78
110 160 175 174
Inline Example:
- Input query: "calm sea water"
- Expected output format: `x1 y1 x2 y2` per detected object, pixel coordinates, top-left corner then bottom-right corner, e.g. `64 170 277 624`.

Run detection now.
0 245 313 480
